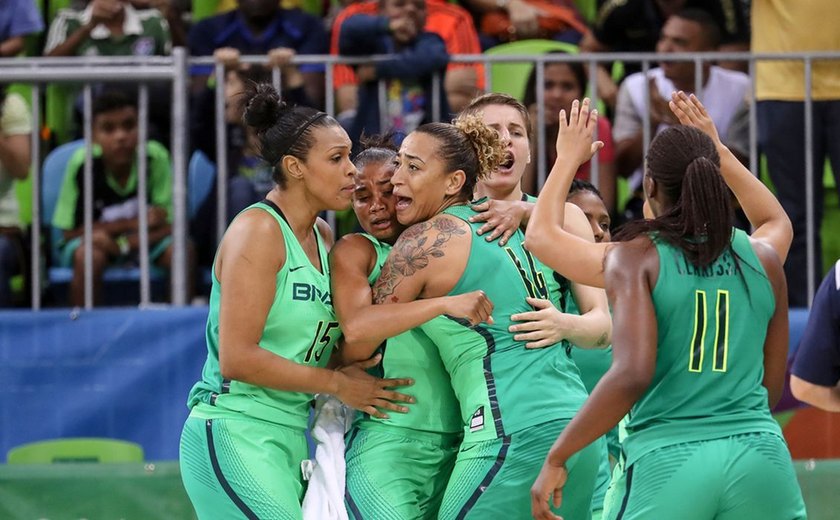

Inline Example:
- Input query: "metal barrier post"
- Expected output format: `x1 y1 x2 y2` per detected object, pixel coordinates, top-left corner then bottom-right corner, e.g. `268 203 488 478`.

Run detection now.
29 84 42 310
171 47 189 305
82 84 94 310
137 84 151 306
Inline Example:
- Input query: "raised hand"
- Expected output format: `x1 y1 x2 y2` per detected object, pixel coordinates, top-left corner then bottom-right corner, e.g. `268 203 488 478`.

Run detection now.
669 91 721 145
555 98 604 172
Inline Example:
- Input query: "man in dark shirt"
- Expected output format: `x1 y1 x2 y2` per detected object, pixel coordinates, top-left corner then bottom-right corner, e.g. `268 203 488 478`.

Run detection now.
188 0 328 107
791 260 840 412
339 0 449 150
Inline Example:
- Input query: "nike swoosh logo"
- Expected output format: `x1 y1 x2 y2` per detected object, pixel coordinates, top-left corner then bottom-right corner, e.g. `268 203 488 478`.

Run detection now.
289 266 305 272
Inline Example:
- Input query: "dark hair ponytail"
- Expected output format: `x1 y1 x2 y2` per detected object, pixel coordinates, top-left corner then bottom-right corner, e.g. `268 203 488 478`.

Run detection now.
242 82 339 188
614 126 734 268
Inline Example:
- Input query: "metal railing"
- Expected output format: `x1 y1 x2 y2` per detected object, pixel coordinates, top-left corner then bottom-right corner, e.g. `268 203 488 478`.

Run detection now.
0 50 190 309
1 49 838 309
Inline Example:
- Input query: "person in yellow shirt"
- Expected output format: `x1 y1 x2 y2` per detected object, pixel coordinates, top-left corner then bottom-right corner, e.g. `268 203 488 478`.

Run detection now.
753 0 840 307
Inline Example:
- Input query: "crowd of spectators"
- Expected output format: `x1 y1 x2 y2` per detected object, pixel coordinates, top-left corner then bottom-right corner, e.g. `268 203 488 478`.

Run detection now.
0 0 838 308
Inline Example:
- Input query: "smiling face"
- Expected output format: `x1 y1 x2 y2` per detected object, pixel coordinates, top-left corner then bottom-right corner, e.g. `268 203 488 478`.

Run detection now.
289 124 357 211
477 104 531 197
390 132 464 226
352 159 404 242
568 190 611 243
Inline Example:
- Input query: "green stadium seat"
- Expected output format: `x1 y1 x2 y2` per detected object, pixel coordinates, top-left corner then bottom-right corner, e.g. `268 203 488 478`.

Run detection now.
484 39 580 102
7 438 144 464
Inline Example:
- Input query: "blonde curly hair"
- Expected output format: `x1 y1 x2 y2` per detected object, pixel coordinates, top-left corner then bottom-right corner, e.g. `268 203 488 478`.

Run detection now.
414 116 506 200
453 113 507 181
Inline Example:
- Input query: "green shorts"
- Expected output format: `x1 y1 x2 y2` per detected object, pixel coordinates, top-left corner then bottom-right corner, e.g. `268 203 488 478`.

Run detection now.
590 436 613 514
344 422 461 520
438 419 601 520
603 432 806 520
179 412 309 519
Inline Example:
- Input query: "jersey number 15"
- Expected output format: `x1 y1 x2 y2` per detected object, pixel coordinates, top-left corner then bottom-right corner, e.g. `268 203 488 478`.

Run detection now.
304 320 340 364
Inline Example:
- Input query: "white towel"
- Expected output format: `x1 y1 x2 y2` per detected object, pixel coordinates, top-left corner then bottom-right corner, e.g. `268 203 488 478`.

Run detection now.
301 395 353 520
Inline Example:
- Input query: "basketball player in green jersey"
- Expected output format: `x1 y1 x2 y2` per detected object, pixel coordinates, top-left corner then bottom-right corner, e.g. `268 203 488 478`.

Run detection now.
179 84 414 520
463 94 614 519
371 115 609 519
529 95 805 520
329 138 492 519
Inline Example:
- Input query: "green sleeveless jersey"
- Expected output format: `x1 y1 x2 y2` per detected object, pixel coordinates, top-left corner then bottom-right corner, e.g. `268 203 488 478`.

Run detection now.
524 194 572 315
623 229 782 466
525 194 612 388
420 204 588 443
356 233 462 435
187 201 342 430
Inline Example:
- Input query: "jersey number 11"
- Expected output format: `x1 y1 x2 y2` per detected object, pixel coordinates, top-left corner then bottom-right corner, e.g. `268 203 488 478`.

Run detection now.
688 289 730 373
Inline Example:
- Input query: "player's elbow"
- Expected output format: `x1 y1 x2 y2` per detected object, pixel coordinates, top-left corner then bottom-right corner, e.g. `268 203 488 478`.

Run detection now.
340 327 365 353
789 375 822 409
776 219 794 261
615 361 654 399
523 226 546 257
219 346 249 381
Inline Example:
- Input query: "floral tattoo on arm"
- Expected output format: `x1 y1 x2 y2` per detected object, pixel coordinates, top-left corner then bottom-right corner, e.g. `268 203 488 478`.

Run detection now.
373 218 465 304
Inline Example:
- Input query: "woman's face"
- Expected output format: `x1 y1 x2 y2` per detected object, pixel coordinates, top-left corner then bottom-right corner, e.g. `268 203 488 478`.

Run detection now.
352 160 404 243
544 63 583 127
391 132 461 226
477 104 530 195
568 190 611 243
296 124 356 211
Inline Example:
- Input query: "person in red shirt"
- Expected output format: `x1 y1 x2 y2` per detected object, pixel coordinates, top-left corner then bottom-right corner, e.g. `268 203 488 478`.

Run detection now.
523 58 616 213
330 0 484 116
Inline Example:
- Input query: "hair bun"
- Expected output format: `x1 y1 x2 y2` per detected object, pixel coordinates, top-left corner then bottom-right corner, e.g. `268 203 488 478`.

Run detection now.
243 83 286 132
453 114 505 180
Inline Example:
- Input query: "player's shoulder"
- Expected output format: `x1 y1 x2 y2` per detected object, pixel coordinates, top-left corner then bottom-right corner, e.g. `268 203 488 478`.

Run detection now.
605 236 658 285
331 232 375 257
407 212 470 236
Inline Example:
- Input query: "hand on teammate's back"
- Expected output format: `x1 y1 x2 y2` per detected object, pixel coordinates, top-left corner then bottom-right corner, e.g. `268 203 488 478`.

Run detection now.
555 98 604 172
509 297 571 349
443 290 494 326
333 354 416 419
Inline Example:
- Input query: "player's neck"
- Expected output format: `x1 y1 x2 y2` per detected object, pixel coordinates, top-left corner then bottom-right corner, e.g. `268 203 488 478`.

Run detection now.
475 183 523 202
266 187 320 242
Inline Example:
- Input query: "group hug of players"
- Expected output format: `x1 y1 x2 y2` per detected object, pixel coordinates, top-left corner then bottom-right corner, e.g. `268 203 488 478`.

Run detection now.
177 84 808 520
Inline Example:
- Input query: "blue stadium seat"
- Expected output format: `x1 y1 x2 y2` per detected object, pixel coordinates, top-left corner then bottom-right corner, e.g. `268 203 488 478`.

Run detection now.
188 150 217 220
187 150 218 290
